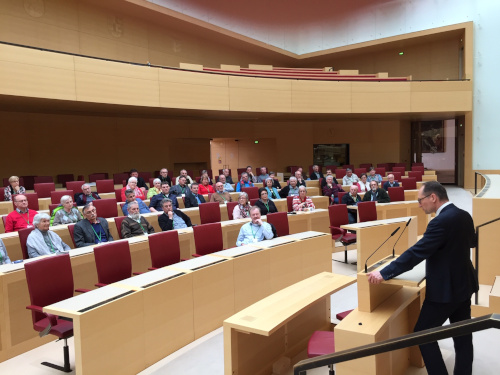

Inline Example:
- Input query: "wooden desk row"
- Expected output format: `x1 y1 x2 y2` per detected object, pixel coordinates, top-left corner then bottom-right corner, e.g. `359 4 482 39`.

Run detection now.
41 232 333 375
0 211 331 362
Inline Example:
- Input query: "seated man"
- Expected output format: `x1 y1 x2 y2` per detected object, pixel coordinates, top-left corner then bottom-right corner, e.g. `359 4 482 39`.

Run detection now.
222 168 234 184
321 168 338 187
366 167 383 184
292 186 316 211
176 169 194 185
342 168 359 186
0 239 12 265
158 198 193 231
341 185 362 224
170 176 189 197
279 176 300 198
218 174 234 192
295 170 307 187
184 183 206 208
122 189 150 216
75 183 101 206
26 213 71 258
383 174 400 190
5 194 39 233
245 166 258 183
236 206 274 246
74 203 114 247
322 175 341 204
210 182 232 204
130 168 148 191
310 165 324 180
269 171 282 189
149 182 177 212
363 181 391 203
121 201 155 238
236 172 254 192
158 168 172 186
257 167 269 183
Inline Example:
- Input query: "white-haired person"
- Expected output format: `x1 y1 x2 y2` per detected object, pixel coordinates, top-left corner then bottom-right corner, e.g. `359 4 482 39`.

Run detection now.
233 192 251 219
120 176 146 201
26 213 71 258
292 186 316 212
51 195 83 226
147 178 162 199
4 175 25 201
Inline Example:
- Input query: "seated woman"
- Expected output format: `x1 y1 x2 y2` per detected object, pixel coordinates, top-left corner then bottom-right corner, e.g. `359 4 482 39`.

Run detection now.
26 213 71 258
198 175 215 194
0 239 12 264
147 178 162 199
292 186 316 212
200 170 213 185
255 188 278 215
356 173 370 193
52 195 83 226
4 176 26 201
265 178 280 200
121 177 146 202
233 192 251 219
322 175 340 204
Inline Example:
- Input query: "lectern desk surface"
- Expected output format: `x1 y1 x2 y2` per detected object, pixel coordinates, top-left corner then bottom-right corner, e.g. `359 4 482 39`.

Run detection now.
341 216 413 230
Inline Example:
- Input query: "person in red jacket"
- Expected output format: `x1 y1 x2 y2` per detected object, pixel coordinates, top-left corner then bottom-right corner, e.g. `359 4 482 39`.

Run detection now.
4 194 38 232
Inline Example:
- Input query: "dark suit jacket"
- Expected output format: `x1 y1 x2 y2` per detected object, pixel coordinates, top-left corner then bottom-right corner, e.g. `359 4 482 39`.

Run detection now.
255 199 278 215
73 218 114 248
149 193 178 211
362 188 390 203
310 171 324 180
75 192 101 206
383 181 400 191
184 192 206 208
136 176 149 190
341 193 362 206
158 210 193 231
380 204 478 303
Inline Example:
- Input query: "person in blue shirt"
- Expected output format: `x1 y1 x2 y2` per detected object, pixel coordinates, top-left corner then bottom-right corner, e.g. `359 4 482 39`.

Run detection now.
149 183 178 212
236 206 274 246
122 189 151 216
218 174 234 192
366 167 383 183
236 172 254 192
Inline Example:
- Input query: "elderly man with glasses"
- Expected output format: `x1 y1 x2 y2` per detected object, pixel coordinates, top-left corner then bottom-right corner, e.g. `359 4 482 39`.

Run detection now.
4 194 39 232
73 203 114 247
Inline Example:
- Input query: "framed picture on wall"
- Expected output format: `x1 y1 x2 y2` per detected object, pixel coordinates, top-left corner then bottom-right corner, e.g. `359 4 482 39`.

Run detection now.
421 120 444 153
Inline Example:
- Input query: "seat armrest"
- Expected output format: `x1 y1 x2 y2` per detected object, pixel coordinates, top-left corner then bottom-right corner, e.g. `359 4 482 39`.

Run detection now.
75 288 91 293
132 271 144 275
192 254 202 258
27 305 58 326
26 304 44 313
180 258 190 261
148 267 158 271
95 282 108 288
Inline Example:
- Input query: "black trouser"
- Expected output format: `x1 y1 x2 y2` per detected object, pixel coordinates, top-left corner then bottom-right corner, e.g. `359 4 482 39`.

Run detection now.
414 298 473 375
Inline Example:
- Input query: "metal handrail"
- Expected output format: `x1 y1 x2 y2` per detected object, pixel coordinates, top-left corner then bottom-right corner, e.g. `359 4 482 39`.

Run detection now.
293 314 500 375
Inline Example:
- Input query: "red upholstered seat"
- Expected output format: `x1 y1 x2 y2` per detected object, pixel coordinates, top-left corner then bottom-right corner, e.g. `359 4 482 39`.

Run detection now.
392 166 406 175
358 201 377 222
91 198 118 218
56 174 74 188
325 165 337 172
336 309 354 321
51 190 74 205
19 227 35 259
114 216 126 239
375 167 386 177
113 173 129 185
402 177 417 190
342 164 354 170
96 179 115 194
388 187 405 202
411 166 425 173
391 172 402 181
328 205 356 263
408 171 423 182
93 240 133 287
199 201 221 224
242 187 259 200
148 231 181 270
66 181 85 195
138 172 151 182
286 196 294 212
12 193 39 211
227 202 238 220
266 212 289 237
412 162 424 167
33 317 73 339
337 191 347 204
89 173 108 183
359 163 372 169
335 169 347 180
249 198 259 205
308 330 335 358
114 189 122 202
34 182 55 198
193 222 223 257
394 163 406 168
354 168 367 176
34 176 54 184
67 224 77 248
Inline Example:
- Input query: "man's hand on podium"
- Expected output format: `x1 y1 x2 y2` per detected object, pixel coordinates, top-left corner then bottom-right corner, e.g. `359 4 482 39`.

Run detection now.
367 271 384 284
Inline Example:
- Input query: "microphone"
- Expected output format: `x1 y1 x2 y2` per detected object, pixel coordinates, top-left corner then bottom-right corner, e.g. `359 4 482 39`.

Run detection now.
392 218 412 257
364 227 400 273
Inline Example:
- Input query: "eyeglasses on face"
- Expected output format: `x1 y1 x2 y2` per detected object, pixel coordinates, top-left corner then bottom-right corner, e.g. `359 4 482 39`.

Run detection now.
417 194 432 204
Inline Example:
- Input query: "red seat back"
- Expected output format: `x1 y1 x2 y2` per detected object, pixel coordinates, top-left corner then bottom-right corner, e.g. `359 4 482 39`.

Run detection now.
193 223 223 256
51 190 74 205
338 191 347 203
21 175 36 190
242 187 259 200
138 172 152 182
66 181 85 195
25 254 74 324
89 173 108 183
408 171 423 182
56 174 74 188
67 224 77 247
402 178 417 190
114 216 126 239
388 187 405 202
113 173 129 185
0 189 4 201
377 163 389 169
391 172 402 181
411 166 425 173
199 202 221 224
227 202 238 220
148 231 181 268
354 168 367 176
335 169 347 180
19 227 35 259
374 168 386 177
394 163 406 168
359 163 372 169
92 198 118 218
286 196 294 212
12 193 39 211
328 204 349 227
392 166 405 175
114 189 122 202
93 241 132 285
266 212 289 237
96 179 115 194
195 177 201 183
199 169 213 179
342 165 354 170
358 201 377 223
250 198 259 205
412 162 424 167
34 176 54 184
324 165 337 172
33 182 55 198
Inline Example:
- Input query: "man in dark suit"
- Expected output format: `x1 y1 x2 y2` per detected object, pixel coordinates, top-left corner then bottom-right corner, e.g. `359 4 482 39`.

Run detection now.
184 183 206 208
73 203 114 247
367 181 477 375
341 185 362 223
310 165 324 180
363 181 391 203
382 173 400 191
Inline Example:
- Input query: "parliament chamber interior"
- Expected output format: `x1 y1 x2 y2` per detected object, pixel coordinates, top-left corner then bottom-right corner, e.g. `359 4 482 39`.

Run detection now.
0 0 499 374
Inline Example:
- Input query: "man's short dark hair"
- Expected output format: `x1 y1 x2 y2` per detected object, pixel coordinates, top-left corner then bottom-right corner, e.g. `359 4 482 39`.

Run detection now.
130 168 138 174
191 183 199 188
422 181 449 201
161 198 172 207
125 189 135 197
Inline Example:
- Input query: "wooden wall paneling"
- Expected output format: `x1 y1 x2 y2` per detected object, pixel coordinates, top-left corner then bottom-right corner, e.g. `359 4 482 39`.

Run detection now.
291 80 352 113
410 81 472 112
351 82 411 113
